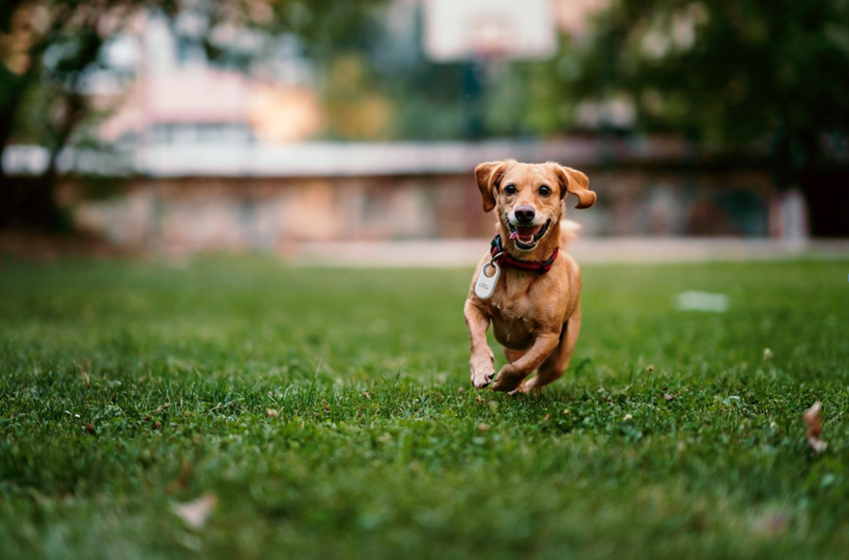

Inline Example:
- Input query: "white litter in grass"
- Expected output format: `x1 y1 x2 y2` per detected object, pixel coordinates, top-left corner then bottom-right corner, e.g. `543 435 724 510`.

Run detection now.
173 494 218 529
675 291 730 313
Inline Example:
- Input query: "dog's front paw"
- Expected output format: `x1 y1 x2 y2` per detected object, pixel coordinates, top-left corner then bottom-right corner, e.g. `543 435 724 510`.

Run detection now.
470 353 495 389
471 370 495 389
491 365 523 393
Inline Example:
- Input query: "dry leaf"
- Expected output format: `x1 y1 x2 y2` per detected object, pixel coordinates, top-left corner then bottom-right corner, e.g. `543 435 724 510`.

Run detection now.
803 402 828 454
173 493 218 529
477 423 490 432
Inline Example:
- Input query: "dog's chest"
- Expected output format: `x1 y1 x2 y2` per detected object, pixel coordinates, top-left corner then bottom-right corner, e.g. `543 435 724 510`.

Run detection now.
487 288 542 349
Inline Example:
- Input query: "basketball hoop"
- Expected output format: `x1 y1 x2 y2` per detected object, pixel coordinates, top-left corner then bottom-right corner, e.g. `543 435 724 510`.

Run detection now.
469 16 512 62
424 0 556 63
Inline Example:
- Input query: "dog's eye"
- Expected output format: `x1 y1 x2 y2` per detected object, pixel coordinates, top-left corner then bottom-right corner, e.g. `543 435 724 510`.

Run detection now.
504 184 517 195
539 185 552 196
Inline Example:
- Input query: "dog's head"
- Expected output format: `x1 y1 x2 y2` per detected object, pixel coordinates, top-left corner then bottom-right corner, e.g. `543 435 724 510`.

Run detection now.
474 159 596 251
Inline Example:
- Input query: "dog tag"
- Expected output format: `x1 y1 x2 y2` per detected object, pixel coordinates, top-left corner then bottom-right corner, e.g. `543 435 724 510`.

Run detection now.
474 262 501 299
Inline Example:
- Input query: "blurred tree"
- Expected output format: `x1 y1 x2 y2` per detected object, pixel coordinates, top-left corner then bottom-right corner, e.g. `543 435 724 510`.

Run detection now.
0 0 142 228
0 0 384 229
574 0 849 233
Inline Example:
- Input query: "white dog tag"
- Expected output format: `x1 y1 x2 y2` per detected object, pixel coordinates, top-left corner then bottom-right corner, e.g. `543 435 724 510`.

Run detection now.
474 262 501 299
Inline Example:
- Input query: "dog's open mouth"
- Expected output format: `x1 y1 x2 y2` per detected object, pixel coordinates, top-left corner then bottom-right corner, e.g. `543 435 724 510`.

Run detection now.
508 219 551 250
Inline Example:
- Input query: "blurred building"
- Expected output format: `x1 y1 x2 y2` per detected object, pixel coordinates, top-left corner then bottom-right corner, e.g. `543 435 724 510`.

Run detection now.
93 12 322 149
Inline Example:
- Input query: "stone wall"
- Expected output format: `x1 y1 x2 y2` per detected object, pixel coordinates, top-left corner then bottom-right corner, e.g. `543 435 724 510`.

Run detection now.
70 164 775 254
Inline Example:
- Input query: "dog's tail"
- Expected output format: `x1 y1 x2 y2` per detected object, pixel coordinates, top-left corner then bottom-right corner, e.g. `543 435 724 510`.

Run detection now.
560 219 581 247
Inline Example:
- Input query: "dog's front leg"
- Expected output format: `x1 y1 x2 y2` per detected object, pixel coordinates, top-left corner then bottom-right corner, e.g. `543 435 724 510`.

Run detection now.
464 300 495 389
491 332 560 393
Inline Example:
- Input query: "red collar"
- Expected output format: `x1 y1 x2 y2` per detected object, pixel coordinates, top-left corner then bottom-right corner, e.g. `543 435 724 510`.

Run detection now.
490 234 559 275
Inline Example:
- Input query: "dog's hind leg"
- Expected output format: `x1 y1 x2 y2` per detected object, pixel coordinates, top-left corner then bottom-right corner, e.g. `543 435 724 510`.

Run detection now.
518 302 581 393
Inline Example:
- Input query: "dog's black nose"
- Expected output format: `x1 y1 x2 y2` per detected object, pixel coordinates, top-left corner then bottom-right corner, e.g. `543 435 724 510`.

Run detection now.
515 205 535 224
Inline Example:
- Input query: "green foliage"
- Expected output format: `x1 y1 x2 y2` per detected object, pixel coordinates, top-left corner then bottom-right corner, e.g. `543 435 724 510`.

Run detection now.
578 0 849 177
1 258 848 559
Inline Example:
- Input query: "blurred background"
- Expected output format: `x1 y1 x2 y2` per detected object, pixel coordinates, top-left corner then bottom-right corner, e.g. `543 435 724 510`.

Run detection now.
1 0 848 263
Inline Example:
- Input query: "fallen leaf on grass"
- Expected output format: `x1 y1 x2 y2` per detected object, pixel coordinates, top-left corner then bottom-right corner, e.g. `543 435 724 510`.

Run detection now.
803 402 828 454
477 423 490 432
173 494 218 529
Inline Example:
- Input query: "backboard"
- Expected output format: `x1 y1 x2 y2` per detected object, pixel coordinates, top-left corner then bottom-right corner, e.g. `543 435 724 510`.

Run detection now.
423 0 557 62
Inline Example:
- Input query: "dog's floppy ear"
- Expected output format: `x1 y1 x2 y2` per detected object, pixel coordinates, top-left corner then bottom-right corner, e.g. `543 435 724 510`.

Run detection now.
553 164 596 209
474 161 507 213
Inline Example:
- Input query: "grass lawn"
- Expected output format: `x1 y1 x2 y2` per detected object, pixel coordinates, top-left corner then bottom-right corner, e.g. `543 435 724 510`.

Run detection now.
1 257 848 560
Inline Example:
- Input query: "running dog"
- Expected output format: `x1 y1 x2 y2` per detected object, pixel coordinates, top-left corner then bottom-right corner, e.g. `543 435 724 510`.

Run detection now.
464 159 596 393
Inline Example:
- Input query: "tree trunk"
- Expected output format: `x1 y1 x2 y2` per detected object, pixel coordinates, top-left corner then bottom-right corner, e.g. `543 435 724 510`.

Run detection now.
803 170 849 237
0 79 25 182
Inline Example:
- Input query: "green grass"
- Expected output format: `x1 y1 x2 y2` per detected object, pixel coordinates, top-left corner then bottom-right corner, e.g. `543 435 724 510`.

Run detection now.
1 257 848 560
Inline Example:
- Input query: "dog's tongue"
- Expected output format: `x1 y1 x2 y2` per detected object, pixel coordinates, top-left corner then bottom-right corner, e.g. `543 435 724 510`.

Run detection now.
514 225 541 243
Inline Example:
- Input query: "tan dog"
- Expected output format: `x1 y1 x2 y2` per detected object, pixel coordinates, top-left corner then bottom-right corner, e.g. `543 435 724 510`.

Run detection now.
464 160 596 393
